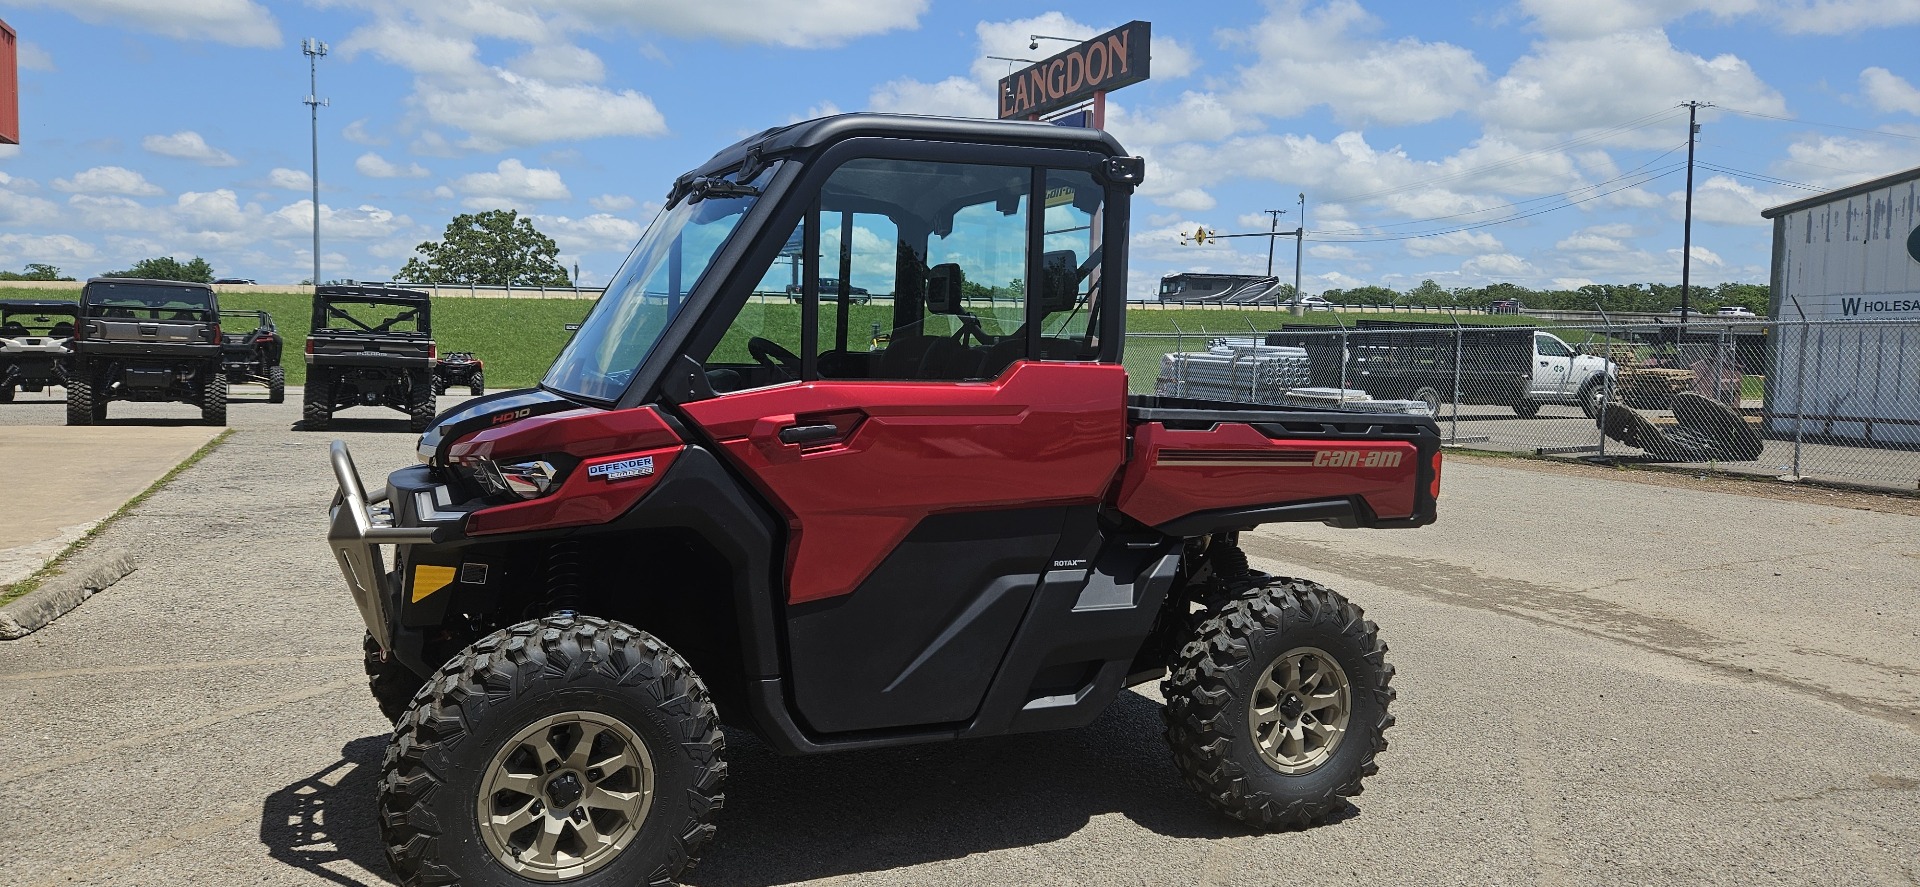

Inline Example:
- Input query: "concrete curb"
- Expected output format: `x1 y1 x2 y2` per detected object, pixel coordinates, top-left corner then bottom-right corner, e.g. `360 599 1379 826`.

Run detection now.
0 549 137 640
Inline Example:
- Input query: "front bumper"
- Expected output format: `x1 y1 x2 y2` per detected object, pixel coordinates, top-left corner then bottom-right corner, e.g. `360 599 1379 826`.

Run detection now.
327 440 435 649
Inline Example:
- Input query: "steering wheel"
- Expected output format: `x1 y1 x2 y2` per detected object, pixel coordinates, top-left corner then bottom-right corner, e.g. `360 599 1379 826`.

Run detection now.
747 336 802 380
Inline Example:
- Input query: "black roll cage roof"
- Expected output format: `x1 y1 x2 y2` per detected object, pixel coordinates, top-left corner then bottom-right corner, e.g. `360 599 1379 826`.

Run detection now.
312 285 432 334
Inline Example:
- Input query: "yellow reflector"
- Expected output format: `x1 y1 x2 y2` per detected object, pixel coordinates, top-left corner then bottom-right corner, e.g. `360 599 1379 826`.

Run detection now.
411 564 458 603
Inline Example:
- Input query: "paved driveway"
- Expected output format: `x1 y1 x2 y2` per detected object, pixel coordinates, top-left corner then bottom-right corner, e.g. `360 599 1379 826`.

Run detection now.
1 393 1915 886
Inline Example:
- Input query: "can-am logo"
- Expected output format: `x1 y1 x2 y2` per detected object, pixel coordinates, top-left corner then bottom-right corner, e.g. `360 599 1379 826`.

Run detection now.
1314 450 1403 468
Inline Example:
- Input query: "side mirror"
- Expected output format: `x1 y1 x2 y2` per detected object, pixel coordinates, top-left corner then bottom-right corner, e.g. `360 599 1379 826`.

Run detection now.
1038 249 1080 314
926 263 965 315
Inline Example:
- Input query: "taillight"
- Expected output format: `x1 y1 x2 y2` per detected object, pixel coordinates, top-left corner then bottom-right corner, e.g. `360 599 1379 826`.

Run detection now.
305 339 314 354
1429 452 1443 499
210 324 222 343
429 344 438 359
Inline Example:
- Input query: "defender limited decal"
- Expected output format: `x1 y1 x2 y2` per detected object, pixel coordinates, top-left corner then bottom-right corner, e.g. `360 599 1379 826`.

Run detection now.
587 456 655 481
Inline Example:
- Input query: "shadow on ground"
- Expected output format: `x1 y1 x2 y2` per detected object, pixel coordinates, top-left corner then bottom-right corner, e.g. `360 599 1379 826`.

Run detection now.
258 693 1360 887
259 735 396 887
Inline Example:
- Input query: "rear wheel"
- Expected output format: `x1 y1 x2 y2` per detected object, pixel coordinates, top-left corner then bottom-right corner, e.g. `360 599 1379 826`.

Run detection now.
267 365 286 403
0 383 13 402
469 370 485 397
380 615 724 887
408 370 435 433
1511 399 1540 418
302 373 331 431
65 376 95 426
1164 578 1394 829
201 370 228 426
1411 386 1442 417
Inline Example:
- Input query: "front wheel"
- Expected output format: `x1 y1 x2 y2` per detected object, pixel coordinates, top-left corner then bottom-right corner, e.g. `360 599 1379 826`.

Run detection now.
380 615 725 887
1579 378 1606 420
469 370 485 397
1164 578 1394 829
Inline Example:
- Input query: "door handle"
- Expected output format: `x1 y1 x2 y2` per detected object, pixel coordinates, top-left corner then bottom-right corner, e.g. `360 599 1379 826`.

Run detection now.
778 423 841 445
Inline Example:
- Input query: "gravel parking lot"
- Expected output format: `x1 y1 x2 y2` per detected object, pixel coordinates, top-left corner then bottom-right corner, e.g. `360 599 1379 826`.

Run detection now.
1 389 1916 886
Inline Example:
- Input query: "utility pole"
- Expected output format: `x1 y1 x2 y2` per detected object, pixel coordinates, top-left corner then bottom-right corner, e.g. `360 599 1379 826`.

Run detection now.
303 38 329 289
1679 100 1710 334
1262 209 1286 277
1292 192 1306 317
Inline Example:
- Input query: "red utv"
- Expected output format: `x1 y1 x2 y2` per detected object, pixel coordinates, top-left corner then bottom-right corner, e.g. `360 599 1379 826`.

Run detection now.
330 114 1439 886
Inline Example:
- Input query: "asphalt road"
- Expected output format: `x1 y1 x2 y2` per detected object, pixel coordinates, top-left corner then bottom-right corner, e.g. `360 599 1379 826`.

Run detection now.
1 391 1916 886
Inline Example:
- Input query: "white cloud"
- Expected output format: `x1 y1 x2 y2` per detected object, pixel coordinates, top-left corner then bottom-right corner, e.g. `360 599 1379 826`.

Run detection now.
508 44 606 83
141 131 240 167
1482 31 1785 138
1679 175 1782 225
1773 135 1920 189
342 120 387 146
1155 189 1218 213
174 190 252 231
1222 0 1488 126
1461 253 1536 278
1861 67 1920 116
52 166 164 197
589 194 636 212
356 153 431 179
448 158 570 209
17 42 56 72
0 184 62 226
1404 230 1503 257
1516 0 1757 39
868 76 991 119
1556 230 1632 252
265 201 411 240
67 194 172 232
418 70 668 150
267 168 312 191
1772 0 1920 33
15 0 279 47
0 233 97 265
534 213 643 254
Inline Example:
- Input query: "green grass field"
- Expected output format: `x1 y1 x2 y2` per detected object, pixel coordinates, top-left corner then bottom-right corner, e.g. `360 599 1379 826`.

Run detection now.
1 286 1606 391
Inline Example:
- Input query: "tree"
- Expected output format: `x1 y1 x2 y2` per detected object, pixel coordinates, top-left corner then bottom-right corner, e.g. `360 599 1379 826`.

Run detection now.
397 209 572 286
0 263 75 281
100 256 215 283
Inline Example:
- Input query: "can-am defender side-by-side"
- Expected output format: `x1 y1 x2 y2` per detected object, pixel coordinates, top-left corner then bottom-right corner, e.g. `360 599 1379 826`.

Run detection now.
219 309 285 403
329 115 1438 886
433 350 485 397
0 299 78 402
67 278 226 426
303 285 438 432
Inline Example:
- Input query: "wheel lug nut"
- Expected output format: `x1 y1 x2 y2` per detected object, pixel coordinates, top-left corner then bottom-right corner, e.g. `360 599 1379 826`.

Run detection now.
530 801 543 815
571 807 587 823
586 768 601 781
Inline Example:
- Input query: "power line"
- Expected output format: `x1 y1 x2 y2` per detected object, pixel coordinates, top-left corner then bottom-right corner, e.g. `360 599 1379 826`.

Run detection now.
1718 105 1920 142
1328 144 1690 234
1311 166 1685 243
1694 161 1820 192
1324 107 1688 204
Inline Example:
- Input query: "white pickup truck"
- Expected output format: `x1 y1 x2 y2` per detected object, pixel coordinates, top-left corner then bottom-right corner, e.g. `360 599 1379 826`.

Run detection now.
1522 330 1616 418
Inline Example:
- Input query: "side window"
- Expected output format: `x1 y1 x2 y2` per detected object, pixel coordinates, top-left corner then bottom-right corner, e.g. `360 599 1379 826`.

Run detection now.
1535 334 1572 358
814 158 1030 382
700 220 807 392
1038 170 1104 360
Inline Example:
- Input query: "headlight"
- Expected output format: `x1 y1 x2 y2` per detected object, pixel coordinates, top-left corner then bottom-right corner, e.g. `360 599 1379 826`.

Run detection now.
470 458 564 500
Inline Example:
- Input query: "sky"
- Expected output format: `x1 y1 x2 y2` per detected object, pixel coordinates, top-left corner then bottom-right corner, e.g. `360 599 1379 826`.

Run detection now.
3 0 1919 299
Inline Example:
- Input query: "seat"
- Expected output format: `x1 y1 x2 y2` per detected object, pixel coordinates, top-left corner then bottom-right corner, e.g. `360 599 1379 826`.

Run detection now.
48 322 74 338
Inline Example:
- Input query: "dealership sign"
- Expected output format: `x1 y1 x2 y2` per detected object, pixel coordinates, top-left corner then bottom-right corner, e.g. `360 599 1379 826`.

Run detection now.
998 21 1150 120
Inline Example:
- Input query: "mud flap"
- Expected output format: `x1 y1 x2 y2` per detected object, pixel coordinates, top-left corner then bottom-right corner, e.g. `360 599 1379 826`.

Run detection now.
1602 393 1761 462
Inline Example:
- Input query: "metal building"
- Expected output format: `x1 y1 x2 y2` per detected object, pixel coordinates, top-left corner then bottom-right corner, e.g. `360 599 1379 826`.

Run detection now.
1762 165 1920 445
0 19 16 145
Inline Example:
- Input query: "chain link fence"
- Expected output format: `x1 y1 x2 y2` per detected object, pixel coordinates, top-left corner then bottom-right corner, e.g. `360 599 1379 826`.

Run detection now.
1132 316 1920 493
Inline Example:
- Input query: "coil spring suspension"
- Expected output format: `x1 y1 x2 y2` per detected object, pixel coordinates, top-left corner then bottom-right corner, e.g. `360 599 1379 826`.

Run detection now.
536 539 586 618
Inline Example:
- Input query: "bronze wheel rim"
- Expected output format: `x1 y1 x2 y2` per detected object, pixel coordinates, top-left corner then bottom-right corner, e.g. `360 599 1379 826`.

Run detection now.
476 710 655 881
1249 646 1351 774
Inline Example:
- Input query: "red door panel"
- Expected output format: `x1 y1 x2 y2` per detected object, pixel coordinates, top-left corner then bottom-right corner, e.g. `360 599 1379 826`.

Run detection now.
680 361 1128 604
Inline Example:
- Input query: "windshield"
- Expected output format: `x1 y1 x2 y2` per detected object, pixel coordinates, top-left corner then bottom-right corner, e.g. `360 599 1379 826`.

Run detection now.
544 163 777 402
83 282 215 320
